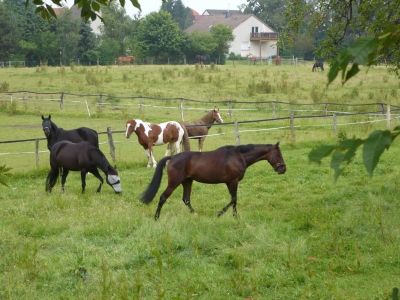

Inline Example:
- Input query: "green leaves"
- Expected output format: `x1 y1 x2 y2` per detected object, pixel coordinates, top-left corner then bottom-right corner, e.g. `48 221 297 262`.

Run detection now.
0 165 11 187
309 127 400 181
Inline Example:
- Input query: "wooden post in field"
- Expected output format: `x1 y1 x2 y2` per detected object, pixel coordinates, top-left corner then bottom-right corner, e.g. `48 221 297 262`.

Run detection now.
387 104 391 129
23 91 27 103
180 99 184 121
290 114 296 142
234 121 240 145
60 92 65 109
97 58 99 66
139 96 143 113
35 139 39 168
380 103 385 114
78 58 80 66
228 101 232 120
99 94 103 108
107 127 116 162
272 100 276 118
325 103 328 116
333 114 337 134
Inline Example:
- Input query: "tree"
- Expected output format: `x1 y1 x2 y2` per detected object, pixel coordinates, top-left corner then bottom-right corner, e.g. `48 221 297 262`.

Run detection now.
285 0 400 75
309 26 400 179
0 2 18 61
210 24 234 64
77 19 98 61
24 0 166 23
186 31 217 63
161 0 194 30
136 11 186 63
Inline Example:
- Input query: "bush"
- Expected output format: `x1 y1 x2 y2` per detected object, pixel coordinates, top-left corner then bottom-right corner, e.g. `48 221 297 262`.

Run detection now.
0 81 10 92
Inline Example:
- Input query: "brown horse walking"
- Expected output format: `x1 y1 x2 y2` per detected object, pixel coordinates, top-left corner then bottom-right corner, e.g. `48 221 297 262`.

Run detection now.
166 109 223 154
275 55 281 66
141 143 286 219
118 56 135 66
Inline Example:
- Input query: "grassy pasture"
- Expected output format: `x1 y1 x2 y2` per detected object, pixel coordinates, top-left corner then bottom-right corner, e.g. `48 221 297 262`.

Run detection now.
0 63 400 299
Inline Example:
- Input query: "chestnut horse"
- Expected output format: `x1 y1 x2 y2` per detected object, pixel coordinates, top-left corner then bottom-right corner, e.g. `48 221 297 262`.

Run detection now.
166 108 223 154
275 55 281 66
141 143 286 219
125 119 190 168
118 55 135 66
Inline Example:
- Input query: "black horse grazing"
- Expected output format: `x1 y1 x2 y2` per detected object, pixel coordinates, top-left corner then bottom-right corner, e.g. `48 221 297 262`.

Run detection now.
194 54 210 65
312 62 324 72
46 141 122 194
41 115 99 151
141 143 286 220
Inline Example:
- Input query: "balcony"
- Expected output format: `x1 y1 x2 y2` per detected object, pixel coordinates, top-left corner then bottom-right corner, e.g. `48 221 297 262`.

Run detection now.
250 32 279 41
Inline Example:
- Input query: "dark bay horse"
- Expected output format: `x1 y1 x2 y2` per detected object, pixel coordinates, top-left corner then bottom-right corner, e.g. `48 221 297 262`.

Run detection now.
46 141 121 194
141 143 286 219
194 54 210 65
166 109 223 153
125 119 190 168
41 115 99 151
312 62 324 72
118 55 135 66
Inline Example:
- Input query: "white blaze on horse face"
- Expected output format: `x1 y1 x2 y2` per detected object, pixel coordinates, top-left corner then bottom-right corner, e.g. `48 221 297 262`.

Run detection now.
217 112 223 123
107 174 122 193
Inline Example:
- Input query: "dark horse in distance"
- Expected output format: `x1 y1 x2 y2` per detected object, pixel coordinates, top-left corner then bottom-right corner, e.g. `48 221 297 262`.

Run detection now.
41 115 99 151
46 141 121 194
312 62 324 72
194 54 210 65
141 143 286 220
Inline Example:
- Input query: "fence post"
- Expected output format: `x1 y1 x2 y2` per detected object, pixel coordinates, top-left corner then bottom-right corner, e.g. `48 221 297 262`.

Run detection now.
78 58 80 66
228 101 232 120
60 92 64 109
139 96 143 113
387 104 391 129
380 103 385 114
180 98 184 121
272 100 276 118
325 103 328 116
99 94 103 108
35 139 39 168
290 114 296 142
333 114 337 134
107 127 116 162
234 121 240 145
23 91 27 103
97 58 99 66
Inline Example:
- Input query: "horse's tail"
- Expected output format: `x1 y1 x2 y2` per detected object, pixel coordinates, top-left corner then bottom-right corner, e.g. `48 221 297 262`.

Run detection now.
140 156 171 204
46 167 59 192
180 123 191 152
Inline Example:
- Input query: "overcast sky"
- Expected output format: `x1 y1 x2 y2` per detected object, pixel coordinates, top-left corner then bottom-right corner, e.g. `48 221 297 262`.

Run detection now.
63 0 246 18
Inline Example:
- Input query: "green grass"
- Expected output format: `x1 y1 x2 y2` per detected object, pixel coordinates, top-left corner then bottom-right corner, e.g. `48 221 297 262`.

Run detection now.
0 63 399 299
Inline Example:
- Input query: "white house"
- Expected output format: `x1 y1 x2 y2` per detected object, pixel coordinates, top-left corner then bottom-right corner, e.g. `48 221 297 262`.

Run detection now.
185 10 279 58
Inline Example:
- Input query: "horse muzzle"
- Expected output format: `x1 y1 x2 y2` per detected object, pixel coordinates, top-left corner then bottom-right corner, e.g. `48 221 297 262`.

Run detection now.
43 127 51 136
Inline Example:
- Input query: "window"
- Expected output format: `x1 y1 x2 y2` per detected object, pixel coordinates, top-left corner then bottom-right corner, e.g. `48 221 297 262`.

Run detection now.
241 41 250 50
252 27 259 33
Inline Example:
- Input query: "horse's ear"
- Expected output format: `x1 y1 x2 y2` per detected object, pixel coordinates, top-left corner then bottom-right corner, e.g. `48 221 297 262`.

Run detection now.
275 142 280 147
41 115 44 120
48 115 51 120
114 165 117 170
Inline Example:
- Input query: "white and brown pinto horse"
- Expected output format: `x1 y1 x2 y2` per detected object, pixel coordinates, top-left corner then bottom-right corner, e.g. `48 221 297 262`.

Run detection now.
125 119 190 168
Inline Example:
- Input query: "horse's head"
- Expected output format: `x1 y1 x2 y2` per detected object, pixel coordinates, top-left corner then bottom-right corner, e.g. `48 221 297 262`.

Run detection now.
268 142 286 174
106 165 122 193
125 119 137 138
41 115 52 137
213 109 223 123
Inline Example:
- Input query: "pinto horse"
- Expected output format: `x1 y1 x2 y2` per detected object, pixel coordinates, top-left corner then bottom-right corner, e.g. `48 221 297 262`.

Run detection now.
166 109 223 154
312 62 324 72
46 141 122 194
125 119 190 168
194 54 210 65
41 115 99 151
118 55 135 66
141 143 286 219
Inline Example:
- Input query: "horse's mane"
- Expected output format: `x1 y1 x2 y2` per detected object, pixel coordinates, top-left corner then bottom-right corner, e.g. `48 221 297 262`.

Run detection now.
217 144 256 153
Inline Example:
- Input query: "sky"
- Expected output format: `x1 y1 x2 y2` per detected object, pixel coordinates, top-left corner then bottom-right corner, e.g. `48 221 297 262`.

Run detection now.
63 0 247 18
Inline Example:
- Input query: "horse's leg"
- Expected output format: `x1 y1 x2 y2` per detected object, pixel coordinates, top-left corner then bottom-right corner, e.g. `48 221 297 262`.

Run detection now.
61 169 69 193
154 176 182 220
145 148 152 168
217 180 239 217
90 168 104 193
80 170 87 194
165 143 171 156
181 178 195 214
173 141 180 154
148 146 157 168
199 137 205 152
